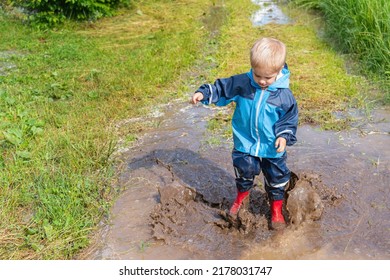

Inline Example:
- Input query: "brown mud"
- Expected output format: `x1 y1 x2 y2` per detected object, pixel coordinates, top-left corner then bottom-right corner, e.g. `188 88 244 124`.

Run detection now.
80 1 390 260
81 101 390 260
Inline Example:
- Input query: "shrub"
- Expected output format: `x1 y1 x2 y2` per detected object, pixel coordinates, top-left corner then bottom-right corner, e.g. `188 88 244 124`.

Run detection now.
10 0 131 26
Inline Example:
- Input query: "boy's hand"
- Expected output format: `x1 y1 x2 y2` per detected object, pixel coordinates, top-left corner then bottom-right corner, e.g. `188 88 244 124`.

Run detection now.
275 137 287 153
191 92 204 104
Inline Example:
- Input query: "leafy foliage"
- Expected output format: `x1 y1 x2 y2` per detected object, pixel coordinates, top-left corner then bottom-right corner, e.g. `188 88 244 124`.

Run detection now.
10 0 131 26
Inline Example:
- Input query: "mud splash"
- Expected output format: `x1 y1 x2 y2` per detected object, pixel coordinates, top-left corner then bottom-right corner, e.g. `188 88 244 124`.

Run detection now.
286 172 325 227
150 170 329 255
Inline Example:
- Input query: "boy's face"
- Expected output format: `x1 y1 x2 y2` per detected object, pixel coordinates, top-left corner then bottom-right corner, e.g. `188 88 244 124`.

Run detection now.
252 66 281 89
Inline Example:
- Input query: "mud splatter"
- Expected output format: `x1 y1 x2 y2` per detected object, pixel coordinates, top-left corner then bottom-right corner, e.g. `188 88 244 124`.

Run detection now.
150 182 246 259
286 172 325 227
150 170 330 253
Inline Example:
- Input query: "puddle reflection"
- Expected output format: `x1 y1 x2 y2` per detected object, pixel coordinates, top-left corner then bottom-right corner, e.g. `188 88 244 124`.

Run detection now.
251 0 291 26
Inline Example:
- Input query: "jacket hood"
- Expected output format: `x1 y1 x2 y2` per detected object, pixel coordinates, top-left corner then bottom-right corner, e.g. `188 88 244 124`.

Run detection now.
247 64 290 92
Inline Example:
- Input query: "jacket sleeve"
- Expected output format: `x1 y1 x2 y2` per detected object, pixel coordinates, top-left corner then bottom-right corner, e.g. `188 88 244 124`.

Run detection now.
195 74 248 106
274 90 298 146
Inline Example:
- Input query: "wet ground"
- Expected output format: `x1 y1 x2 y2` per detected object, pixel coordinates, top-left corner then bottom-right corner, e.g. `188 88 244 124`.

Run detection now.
82 100 390 260
81 1 390 260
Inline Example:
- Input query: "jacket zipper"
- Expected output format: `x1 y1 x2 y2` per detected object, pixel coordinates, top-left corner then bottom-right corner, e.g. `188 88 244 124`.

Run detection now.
254 89 264 155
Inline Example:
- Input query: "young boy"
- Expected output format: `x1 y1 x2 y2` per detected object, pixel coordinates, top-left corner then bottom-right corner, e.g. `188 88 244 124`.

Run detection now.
191 37 298 230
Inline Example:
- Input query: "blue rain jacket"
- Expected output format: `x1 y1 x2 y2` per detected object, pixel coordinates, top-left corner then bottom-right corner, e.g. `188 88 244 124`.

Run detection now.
196 65 298 158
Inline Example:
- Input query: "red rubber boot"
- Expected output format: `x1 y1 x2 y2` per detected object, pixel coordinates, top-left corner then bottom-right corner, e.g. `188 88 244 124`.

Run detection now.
229 190 249 215
271 199 286 230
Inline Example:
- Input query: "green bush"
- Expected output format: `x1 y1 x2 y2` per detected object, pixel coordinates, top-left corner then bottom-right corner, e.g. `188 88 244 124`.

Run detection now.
11 0 131 26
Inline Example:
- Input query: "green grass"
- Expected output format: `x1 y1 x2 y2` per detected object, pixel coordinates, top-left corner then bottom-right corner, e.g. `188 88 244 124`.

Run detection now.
0 0 215 259
288 0 390 102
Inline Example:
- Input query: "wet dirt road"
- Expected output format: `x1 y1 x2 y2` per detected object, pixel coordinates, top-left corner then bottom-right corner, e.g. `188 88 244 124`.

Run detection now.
81 1 390 260
82 100 390 260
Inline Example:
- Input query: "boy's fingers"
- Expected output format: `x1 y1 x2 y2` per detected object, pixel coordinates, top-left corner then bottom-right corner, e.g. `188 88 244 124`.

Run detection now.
191 92 203 104
275 138 286 152
275 138 281 148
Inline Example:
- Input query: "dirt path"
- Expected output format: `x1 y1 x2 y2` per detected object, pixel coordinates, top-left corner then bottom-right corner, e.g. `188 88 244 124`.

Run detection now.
81 1 390 260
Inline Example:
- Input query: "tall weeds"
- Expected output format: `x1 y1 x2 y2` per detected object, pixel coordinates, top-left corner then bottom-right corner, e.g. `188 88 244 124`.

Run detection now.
289 0 389 98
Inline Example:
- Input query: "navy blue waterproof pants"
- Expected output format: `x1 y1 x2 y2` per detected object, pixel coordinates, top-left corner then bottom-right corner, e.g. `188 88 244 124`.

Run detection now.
232 149 290 201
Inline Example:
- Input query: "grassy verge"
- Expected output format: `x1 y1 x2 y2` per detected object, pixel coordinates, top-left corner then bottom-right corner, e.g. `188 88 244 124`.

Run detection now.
0 0 215 259
288 0 389 103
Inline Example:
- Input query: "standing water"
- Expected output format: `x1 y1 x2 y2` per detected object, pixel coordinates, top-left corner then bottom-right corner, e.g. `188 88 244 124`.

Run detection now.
80 2 390 260
251 0 291 26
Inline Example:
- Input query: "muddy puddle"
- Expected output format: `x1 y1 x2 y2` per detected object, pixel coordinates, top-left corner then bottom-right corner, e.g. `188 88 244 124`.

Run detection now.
80 1 389 260
81 100 390 260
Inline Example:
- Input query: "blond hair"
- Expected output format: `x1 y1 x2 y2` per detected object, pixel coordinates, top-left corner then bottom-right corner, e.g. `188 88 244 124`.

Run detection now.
250 37 286 72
